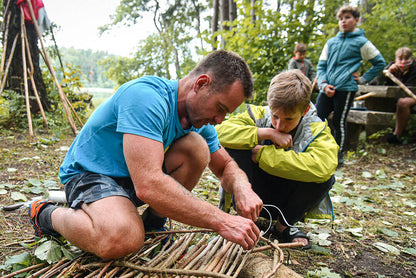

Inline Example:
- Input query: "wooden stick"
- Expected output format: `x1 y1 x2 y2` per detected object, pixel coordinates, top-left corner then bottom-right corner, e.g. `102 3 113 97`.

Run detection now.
0 13 11 80
20 6 34 137
81 261 234 278
0 33 19 94
219 242 240 274
354 91 376 101
177 234 209 268
36 49 84 128
225 246 243 276
383 70 416 100
1 263 46 278
311 76 317 94
25 0 78 134
0 0 12 31
22 18 48 129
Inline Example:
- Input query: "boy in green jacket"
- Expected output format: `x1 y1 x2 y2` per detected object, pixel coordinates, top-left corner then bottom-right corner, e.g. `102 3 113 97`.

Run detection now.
216 70 338 248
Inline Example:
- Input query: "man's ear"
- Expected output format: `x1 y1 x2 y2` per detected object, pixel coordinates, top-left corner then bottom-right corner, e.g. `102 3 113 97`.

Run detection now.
302 104 311 116
195 75 211 92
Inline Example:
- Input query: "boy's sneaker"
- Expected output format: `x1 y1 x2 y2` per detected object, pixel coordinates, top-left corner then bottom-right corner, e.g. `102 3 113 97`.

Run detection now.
28 199 55 237
387 133 401 144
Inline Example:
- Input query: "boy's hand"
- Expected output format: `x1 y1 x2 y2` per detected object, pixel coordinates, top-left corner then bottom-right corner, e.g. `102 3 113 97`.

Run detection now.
324 84 336 97
388 63 400 74
270 131 293 149
251 145 262 163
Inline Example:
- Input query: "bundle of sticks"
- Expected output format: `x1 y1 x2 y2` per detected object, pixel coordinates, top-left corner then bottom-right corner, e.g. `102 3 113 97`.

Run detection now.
4 230 305 278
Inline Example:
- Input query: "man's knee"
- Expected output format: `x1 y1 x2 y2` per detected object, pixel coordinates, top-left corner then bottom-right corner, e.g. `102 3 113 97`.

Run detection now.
166 132 210 169
94 222 145 259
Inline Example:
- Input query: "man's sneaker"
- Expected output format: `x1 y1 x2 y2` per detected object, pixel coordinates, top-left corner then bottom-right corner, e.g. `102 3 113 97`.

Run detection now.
142 209 174 246
28 199 54 237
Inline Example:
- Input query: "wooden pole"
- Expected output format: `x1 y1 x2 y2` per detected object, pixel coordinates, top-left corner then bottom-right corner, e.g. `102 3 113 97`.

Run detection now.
25 0 78 134
383 70 416 100
37 49 84 127
354 91 376 101
20 6 34 137
0 0 12 30
0 14 11 80
22 18 48 129
0 33 19 95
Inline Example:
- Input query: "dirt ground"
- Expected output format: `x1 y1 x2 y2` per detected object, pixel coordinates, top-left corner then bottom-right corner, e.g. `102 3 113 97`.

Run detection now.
0 131 415 277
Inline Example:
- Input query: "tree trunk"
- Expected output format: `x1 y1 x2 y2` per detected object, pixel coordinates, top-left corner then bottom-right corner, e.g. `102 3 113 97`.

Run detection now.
211 0 219 49
251 0 256 23
229 0 237 23
220 0 229 48
2 0 50 113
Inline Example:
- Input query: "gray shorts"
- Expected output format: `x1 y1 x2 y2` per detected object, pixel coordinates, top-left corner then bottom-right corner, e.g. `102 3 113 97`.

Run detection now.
64 172 145 209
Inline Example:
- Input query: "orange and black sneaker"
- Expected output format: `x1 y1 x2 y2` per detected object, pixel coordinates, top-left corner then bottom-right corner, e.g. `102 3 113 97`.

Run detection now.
28 199 54 237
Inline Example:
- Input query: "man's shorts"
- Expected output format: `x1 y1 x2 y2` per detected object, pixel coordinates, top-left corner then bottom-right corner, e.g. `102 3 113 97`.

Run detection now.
64 172 145 209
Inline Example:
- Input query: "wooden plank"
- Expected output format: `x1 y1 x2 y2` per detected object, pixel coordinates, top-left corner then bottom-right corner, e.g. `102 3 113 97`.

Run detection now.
347 110 395 125
357 85 416 98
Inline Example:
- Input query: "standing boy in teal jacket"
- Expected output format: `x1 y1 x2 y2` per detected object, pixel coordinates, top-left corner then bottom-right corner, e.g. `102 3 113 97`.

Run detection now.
316 5 385 167
216 70 339 249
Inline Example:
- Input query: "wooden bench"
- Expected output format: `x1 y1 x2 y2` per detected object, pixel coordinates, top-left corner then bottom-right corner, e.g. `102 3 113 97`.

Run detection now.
343 85 416 149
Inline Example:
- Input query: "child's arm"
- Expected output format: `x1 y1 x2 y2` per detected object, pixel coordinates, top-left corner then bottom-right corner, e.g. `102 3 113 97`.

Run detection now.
254 123 339 183
360 41 386 83
257 128 292 149
317 44 332 92
215 111 260 150
288 58 297 70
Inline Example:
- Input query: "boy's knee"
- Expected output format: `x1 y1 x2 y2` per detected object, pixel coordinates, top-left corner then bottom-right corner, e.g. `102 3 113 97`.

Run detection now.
397 97 415 108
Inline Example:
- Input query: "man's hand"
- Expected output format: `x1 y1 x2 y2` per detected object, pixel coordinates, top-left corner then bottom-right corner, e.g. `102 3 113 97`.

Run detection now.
233 182 263 222
209 147 263 222
217 214 260 250
324 84 336 97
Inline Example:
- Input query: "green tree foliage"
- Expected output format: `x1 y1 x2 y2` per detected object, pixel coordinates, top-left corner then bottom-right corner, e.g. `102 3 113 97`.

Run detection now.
206 0 343 103
361 0 416 64
49 47 117 88
99 0 415 104
0 63 89 131
100 0 204 80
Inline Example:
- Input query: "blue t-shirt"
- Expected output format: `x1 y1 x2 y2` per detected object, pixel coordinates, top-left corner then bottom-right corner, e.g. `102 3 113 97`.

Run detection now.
59 76 220 184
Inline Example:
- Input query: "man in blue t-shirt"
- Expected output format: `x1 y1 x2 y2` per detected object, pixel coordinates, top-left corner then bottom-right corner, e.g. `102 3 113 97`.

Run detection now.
29 50 263 259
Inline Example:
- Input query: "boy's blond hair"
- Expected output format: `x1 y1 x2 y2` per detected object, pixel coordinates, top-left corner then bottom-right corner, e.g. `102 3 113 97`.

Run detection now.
294 43 307 53
337 6 360 19
395 47 413 59
267 69 312 114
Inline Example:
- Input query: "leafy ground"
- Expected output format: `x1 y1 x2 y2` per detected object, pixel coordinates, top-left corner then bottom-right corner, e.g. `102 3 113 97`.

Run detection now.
0 131 415 277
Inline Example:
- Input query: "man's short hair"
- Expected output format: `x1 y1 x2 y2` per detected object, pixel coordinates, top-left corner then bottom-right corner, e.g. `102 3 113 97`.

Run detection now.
395 47 413 60
337 6 360 19
267 69 312 113
189 49 254 99
295 43 307 53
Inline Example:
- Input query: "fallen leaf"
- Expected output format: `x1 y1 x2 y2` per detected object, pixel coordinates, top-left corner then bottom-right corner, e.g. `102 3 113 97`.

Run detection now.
372 242 400 255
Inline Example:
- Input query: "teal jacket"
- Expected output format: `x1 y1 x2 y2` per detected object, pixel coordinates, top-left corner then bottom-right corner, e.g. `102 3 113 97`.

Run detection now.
317 28 386 92
216 103 339 183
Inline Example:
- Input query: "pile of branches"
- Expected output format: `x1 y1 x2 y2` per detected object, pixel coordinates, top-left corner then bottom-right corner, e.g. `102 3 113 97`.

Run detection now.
4 230 290 278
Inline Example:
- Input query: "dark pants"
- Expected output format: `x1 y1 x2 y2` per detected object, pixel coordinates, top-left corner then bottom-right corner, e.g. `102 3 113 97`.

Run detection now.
315 90 356 155
226 148 334 225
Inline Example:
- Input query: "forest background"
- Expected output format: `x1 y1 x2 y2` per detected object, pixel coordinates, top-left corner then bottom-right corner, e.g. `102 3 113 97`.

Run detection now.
1 0 416 132
1 1 416 276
